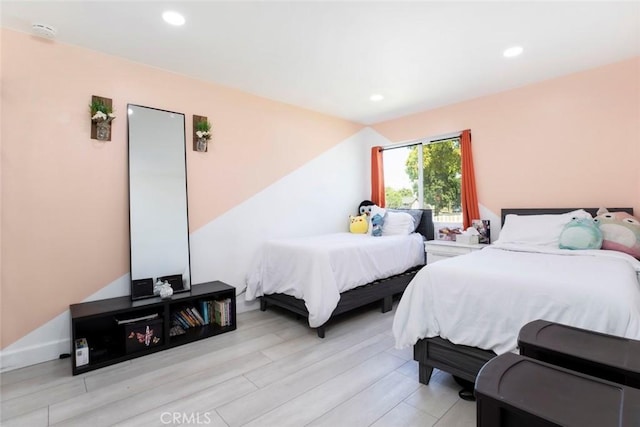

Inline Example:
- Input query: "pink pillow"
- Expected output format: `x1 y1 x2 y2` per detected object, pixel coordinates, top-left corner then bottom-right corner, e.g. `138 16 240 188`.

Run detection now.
594 208 640 259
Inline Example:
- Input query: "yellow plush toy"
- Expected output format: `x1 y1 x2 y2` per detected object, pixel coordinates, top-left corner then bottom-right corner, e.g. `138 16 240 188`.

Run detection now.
349 214 369 234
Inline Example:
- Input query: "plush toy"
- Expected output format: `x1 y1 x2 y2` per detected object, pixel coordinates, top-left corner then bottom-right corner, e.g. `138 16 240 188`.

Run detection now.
370 205 386 237
594 208 640 259
559 217 603 250
359 200 375 216
349 214 369 234
358 200 386 236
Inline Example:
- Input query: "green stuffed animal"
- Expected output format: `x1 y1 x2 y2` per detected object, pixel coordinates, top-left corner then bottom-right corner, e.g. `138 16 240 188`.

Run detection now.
559 217 603 250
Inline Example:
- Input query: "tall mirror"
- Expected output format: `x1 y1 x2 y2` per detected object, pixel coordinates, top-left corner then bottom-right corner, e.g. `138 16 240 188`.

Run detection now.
128 104 190 300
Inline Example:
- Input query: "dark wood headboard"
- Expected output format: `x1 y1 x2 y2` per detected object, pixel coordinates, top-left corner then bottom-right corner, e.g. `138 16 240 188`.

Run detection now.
415 209 434 241
501 207 634 226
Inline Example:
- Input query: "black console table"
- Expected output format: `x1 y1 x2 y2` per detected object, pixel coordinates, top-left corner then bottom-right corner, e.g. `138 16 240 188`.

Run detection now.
70 281 236 375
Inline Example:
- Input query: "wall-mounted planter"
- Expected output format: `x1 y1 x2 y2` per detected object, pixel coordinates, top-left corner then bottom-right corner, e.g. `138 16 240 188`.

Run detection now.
90 95 113 141
193 115 211 152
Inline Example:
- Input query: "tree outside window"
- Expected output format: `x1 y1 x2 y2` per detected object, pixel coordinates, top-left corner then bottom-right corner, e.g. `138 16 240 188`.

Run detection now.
383 137 461 223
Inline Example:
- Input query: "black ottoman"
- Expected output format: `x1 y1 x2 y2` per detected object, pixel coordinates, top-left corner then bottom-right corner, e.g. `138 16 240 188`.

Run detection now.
475 353 640 427
518 320 640 388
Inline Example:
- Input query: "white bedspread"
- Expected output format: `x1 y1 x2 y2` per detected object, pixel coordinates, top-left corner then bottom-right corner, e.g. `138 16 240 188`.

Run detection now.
393 244 640 354
246 233 425 327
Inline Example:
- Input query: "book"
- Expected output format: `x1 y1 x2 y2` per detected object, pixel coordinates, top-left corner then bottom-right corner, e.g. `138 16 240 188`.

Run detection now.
173 313 190 330
190 306 205 325
214 300 224 326
181 309 196 327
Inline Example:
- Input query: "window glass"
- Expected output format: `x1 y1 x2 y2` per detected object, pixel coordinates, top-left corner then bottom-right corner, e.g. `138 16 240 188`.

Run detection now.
383 137 462 237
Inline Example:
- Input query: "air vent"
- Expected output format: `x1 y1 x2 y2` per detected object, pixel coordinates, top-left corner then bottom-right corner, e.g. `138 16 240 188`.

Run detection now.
31 23 57 39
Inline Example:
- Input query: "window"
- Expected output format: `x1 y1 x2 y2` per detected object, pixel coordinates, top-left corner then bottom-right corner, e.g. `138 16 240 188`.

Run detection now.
383 136 462 233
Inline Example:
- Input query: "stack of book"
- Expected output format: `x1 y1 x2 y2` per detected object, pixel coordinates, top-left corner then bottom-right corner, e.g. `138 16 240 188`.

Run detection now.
171 298 232 331
213 298 232 327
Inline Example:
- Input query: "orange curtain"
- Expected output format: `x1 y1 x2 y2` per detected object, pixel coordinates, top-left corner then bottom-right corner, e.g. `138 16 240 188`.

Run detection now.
460 130 479 229
371 146 385 207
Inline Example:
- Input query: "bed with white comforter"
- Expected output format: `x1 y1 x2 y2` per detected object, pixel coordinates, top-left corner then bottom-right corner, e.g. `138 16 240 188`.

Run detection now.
393 243 640 355
246 232 425 327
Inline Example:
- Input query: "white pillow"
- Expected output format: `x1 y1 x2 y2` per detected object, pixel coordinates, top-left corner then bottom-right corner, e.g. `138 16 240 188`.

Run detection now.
382 211 415 236
496 209 592 247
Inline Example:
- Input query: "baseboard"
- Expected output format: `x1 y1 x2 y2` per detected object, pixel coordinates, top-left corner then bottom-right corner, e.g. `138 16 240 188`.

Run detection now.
0 338 70 373
236 295 259 313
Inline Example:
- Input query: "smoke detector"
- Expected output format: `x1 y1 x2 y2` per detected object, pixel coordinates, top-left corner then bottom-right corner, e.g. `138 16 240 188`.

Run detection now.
31 23 57 39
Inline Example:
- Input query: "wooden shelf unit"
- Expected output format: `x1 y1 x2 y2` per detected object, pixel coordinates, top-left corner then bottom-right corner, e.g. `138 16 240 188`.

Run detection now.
70 281 236 375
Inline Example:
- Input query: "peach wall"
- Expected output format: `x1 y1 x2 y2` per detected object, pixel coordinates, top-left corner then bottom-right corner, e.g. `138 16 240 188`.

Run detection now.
373 57 640 216
0 29 361 348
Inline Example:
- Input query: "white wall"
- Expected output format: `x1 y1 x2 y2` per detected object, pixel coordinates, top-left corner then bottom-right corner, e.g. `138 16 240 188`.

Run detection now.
190 127 385 310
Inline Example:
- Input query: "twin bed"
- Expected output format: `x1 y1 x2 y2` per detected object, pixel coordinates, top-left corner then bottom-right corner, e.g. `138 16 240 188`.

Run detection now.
246 206 640 390
246 209 433 337
396 207 640 385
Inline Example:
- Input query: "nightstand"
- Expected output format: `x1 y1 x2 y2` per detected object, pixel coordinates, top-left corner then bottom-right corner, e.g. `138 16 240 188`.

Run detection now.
424 240 489 263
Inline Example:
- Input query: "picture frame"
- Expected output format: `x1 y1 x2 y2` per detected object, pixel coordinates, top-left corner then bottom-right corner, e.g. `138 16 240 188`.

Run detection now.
472 219 491 244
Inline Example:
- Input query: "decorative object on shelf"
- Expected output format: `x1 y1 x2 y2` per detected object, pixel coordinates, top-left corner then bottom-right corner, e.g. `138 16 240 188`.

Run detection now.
154 279 174 299
89 95 115 141
193 115 211 152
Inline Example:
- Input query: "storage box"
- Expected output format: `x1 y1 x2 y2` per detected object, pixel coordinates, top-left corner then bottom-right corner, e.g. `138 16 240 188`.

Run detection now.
121 317 163 354
476 353 640 426
519 319 640 388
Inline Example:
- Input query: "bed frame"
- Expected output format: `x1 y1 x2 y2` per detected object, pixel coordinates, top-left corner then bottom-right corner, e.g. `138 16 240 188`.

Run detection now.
260 209 434 338
414 207 635 385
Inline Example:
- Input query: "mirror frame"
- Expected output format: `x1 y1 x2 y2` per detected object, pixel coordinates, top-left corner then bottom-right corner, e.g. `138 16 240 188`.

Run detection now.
127 104 191 300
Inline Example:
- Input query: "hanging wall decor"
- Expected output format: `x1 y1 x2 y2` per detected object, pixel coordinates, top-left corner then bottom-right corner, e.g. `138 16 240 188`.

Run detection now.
193 115 212 152
89 95 115 141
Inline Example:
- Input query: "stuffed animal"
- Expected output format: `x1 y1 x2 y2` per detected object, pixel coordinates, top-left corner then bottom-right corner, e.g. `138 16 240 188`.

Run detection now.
559 217 603 250
358 200 386 236
359 200 375 216
594 208 640 259
349 214 369 234
370 205 386 237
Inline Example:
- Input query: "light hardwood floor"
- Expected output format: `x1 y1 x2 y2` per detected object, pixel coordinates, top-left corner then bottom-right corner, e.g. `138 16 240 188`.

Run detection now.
0 303 476 426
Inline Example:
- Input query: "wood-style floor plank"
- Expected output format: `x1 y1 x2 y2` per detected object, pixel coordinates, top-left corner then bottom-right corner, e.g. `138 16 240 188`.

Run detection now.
244 352 406 427
307 371 422 427
108 376 257 427
50 336 281 424
83 332 283 391
216 333 394 426
434 400 477 427
245 316 393 388
1 406 49 427
0 378 86 422
0 308 476 427
403 371 461 419
371 401 439 427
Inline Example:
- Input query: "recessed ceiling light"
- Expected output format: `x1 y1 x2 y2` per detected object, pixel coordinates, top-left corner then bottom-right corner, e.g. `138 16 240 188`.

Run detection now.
162 11 185 26
370 94 384 102
503 46 523 58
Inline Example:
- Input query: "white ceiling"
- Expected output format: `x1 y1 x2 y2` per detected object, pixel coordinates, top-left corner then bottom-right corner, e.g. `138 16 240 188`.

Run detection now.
2 1 639 124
